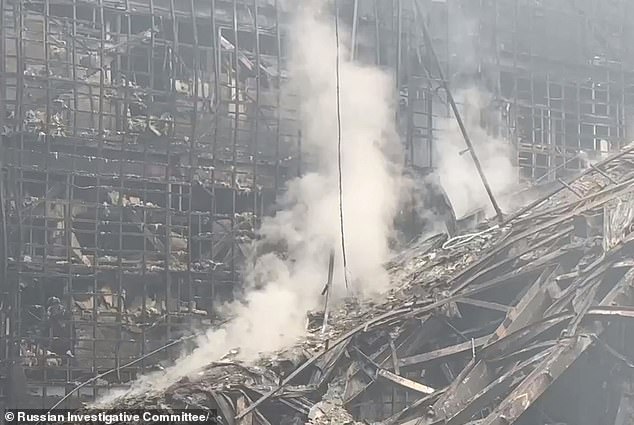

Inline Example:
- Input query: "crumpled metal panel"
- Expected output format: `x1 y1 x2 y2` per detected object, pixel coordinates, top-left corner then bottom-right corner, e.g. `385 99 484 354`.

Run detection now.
603 193 634 251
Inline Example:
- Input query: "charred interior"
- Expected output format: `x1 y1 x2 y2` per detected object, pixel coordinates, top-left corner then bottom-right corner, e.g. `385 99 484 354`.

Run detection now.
2 1 634 424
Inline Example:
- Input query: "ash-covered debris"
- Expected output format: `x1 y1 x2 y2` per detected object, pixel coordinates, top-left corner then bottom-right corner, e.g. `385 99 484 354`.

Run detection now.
90 145 634 424
306 379 364 425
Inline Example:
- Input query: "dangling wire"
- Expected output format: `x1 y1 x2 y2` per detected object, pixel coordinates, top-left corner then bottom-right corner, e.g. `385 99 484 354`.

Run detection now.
334 0 350 291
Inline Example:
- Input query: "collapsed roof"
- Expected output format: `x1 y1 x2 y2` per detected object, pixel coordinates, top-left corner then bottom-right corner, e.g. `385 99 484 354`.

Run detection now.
88 144 634 424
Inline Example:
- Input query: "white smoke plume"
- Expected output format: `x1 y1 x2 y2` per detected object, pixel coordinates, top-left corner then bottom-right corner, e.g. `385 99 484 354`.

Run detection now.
434 88 518 218
96 1 402 403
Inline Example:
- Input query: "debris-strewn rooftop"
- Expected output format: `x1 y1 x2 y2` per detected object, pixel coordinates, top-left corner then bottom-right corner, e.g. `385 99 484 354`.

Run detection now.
90 145 634 424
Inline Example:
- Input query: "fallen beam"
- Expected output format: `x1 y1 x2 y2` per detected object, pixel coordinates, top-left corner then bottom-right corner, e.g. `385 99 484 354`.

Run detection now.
353 345 436 395
398 335 490 368
479 269 634 424
480 335 593 425
376 369 436 395
445 347 555 425
457 298 511 313
383 390 444 425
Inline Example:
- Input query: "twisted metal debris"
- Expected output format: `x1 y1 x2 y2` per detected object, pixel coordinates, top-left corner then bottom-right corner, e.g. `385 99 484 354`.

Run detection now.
92 144 634 424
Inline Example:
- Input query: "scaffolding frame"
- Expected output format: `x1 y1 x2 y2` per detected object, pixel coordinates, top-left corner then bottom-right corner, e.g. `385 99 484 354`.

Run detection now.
0 0 297 407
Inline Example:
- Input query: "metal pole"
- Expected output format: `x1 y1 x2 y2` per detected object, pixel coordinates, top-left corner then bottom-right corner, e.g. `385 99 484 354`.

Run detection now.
414 0 504 222
297 130 303 178
350 0 359 61
321 250 335 335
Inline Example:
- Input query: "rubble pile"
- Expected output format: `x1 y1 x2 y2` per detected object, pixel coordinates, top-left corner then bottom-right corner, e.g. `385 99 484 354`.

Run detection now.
93 145 634 424
306 379 364 425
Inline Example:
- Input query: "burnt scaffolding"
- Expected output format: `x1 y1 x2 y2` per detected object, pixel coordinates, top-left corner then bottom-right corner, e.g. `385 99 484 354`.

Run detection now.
440 0 634 182
386 0 634 185
338 0 634 186
485 0 634 182
0 0 299 407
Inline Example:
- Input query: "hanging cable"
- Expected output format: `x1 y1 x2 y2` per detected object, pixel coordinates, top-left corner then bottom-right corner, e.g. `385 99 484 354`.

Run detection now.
334 0 350 291
442 224 500 250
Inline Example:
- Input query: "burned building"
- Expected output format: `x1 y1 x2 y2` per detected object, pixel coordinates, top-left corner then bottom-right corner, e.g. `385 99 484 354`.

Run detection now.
2 0 634 421
0 0 299 407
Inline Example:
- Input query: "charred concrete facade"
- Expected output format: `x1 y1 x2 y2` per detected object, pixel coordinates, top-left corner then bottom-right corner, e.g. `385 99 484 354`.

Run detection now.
1 0 634 414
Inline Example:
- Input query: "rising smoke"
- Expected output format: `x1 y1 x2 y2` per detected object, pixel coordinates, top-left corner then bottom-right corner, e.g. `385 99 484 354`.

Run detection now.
434 88 518 218
425 1 519 220
96 1 402 403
